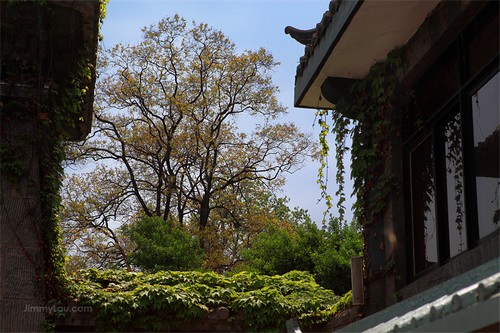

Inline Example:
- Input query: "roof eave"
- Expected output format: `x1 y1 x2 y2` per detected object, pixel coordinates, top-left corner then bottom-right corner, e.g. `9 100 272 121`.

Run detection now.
294 0 362 110
294 0 440 110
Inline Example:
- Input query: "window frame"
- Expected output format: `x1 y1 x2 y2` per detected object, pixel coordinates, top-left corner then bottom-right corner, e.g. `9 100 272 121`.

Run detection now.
403 10 499 280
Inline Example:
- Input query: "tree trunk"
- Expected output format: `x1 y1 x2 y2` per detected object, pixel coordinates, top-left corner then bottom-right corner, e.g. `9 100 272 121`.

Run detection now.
199 193 210 231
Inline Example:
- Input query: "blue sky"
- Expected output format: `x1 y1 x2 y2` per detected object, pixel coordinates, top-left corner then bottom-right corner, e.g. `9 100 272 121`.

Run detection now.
100 0 354 224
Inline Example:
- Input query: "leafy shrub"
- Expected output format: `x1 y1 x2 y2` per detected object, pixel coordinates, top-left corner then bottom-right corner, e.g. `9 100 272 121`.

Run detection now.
122 216 204 271
71 268 347 331
313 221 363 294
240 220 321 275
241 217 362 295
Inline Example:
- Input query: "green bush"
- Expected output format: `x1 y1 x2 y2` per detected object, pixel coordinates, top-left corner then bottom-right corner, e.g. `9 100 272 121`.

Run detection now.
241 217 362 295
122 216 204 271
71 269 346 332
313 221 363 294
240 220 321 275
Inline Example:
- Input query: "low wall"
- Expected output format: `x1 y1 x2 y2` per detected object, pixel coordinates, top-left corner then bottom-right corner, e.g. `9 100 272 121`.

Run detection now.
55 306 248 332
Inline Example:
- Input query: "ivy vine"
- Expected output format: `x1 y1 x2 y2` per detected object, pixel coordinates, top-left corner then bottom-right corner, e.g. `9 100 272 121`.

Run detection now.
42 0 109 312
316 109 352 225
0 1 107 331
69 269 352 332
315 50 413 286
318 49 411 228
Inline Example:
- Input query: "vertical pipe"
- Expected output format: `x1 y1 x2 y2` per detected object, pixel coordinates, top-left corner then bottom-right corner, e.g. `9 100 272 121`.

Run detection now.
351 256 365 305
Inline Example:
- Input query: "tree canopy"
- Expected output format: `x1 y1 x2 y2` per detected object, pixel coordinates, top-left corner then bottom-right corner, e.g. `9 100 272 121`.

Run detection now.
241 215 362 295
62 15 315 271
121 216 204 272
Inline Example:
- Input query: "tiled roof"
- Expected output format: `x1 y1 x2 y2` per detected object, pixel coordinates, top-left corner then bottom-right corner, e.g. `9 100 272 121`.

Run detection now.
338 258 500 332
369 271 499 332
285 0 342 78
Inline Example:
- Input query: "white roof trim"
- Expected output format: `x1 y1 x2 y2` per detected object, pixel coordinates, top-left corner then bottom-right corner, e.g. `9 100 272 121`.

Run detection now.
338 259 500 332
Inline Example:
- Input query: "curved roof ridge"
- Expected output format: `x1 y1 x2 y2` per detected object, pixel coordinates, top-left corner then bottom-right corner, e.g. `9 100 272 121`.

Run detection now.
285 0 341 78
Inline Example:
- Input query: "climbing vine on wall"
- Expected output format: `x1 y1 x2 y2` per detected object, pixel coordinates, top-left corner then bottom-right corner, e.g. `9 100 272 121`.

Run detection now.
40 64 94 301
318 49 412 227
316 49 414 286
0 0 108 325
42 0 108 303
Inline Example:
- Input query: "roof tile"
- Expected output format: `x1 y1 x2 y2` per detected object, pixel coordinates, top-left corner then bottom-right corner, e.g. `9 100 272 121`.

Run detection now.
285 0 342 78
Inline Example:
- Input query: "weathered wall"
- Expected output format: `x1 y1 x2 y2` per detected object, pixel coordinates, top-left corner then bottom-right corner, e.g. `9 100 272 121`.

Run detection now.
1 1 100 331
0 118 46 331
55 306 250 332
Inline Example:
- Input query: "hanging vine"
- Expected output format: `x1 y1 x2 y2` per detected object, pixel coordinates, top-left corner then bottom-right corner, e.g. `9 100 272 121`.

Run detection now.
316 109 332 224
315 49 415 286
318 49 411 228
316 109 352 226
444 113 465 251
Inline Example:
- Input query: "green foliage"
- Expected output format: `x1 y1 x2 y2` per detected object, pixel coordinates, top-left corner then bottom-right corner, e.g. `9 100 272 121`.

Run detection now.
240 220 322 274
41 140 69 297
239 200 321 276
352 51 409 223
316 109 333 223
241 226 309 275
313 220 363 294
316 109 352 224
317 49 410 226
0 145 27 181
71 268 346 331
241 215 362 295
314 49 413 287
122 216 204 271
98 0 109 40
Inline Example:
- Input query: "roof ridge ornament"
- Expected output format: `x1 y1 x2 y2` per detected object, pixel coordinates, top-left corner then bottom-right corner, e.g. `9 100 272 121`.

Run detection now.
284 26 317 46
329 0 342 14
285 1 340 78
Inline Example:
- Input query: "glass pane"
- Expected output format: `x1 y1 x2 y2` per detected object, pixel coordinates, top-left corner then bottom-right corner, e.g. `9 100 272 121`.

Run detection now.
444 113 467 257
472 72 500 239
410 135 438 274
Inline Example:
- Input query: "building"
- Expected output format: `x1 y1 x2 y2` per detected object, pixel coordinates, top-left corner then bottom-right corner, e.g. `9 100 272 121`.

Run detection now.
0 1 100 331
286 0 499 331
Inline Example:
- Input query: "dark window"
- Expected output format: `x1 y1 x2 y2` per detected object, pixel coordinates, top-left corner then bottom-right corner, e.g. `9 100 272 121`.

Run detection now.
471 72 500 238
409 134 438 274
405 4 499 278
414 44 460 123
